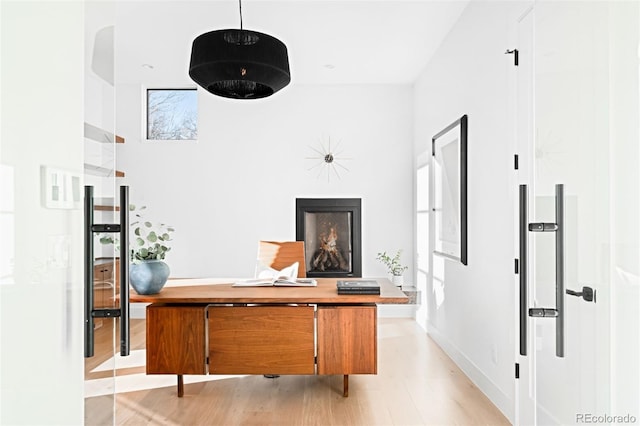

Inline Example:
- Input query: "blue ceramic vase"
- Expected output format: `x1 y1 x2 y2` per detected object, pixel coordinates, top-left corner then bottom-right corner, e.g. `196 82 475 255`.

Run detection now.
129 260 170 295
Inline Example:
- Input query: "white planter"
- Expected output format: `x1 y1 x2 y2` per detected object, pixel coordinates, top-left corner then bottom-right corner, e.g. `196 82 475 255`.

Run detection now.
391 274 404 287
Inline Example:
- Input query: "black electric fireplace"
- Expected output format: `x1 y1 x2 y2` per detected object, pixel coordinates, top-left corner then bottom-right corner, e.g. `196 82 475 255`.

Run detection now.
295 198 361 278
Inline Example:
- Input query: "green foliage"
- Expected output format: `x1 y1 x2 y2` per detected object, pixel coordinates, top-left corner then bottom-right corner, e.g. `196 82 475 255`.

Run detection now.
98 204 174 263
376 250 408 276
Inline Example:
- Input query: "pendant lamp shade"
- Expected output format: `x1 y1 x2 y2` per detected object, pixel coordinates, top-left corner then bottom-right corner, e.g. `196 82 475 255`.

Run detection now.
189 29 290 99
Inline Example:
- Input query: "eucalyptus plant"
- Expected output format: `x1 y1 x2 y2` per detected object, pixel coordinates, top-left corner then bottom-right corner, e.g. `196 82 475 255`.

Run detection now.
376 250 408 276
99 204 174 263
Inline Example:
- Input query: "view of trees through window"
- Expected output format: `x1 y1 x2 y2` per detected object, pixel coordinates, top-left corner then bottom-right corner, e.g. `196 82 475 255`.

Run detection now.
147 89 197 140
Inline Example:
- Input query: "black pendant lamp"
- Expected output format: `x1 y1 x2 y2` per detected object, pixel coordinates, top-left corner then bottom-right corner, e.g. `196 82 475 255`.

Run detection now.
189 0 291 99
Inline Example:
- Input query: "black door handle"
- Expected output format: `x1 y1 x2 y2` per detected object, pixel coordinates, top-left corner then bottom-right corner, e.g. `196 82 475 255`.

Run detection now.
85 185 130 358
519 185 528 356
566 286 596 303
521 184 566 358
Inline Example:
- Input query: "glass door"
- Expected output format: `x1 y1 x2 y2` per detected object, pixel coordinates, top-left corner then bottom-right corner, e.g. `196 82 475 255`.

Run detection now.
83 1 127 424
1 2 85 424
517 2 640 424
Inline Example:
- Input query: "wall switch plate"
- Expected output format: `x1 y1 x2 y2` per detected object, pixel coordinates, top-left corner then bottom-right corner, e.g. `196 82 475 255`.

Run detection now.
41 166 81 209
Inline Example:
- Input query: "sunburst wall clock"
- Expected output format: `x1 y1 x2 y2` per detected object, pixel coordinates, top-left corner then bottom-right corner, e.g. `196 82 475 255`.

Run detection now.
306 135 352 182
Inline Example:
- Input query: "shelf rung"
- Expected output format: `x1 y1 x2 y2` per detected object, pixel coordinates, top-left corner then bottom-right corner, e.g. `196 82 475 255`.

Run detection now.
84 163 125 178
94 205 120 211
84 122 125 144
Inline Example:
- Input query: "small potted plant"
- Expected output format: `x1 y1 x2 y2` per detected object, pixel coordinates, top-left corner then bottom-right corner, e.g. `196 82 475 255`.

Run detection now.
376 250 408 287
99 204 174 294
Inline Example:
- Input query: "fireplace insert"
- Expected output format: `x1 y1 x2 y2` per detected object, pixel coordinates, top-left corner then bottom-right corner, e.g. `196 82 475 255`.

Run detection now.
295 198 361 278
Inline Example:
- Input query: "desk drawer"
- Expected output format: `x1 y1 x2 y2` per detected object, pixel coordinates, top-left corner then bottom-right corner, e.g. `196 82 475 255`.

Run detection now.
146 304 208 375
208 305 315 375
317 305 377 374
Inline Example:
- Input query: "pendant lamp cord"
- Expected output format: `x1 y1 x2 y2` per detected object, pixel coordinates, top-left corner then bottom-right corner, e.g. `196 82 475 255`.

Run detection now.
239 0 243 29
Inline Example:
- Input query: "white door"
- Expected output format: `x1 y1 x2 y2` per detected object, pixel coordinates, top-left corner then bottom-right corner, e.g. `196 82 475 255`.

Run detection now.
516 2 640 425
0 2 85 424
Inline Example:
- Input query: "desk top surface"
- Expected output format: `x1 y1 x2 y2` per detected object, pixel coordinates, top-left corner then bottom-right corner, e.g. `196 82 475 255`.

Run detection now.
129 277 408 305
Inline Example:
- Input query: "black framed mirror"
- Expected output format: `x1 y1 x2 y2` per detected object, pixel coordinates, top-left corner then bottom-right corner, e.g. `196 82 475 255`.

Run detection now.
432 114 467 265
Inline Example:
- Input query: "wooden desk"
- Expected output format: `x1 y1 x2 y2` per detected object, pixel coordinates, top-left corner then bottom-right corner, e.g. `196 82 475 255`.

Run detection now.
130 278 408 397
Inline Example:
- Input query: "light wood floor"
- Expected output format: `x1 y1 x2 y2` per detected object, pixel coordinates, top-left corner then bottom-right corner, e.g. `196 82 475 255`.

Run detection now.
85 318 510 425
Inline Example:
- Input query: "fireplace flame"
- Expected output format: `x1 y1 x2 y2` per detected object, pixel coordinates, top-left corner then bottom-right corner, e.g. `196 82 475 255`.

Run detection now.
311 227 348 272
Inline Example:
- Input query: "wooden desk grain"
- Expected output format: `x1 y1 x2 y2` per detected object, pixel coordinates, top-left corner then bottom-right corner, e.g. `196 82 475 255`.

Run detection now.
133 277 406 398
130 277 408 305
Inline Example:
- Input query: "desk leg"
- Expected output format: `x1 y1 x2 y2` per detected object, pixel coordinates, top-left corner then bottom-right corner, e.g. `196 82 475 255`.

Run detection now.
177 375 184 397
343 375 349 397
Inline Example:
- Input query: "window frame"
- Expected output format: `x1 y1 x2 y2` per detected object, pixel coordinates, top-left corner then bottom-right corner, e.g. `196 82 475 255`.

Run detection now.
144 87 198 142
415 160 430 282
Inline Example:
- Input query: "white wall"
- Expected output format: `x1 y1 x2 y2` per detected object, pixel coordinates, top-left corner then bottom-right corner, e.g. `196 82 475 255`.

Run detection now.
413 1 523 422
115 83 415 281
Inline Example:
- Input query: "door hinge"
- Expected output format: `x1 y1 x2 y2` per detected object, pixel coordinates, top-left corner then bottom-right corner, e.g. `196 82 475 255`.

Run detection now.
505 49 519 66
515 258 519 274
515 363 520 379
206 356 209 365
514 154 519 170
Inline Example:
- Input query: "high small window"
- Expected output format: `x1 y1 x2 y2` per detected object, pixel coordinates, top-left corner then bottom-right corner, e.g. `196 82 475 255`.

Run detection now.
146 89 197 141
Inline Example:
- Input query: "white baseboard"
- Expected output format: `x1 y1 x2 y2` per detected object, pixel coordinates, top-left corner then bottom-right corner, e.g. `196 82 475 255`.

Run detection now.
427 324 514 424
378 304 416 318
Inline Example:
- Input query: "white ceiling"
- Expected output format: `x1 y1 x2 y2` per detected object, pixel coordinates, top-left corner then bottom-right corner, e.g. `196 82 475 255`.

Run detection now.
110 1 469 87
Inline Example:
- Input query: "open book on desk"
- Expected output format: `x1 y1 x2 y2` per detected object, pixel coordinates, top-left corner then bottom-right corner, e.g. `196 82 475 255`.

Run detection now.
233 262 317 287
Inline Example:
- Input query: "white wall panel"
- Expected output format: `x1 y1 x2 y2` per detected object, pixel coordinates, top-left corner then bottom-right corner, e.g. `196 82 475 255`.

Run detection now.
0 2 84 424
114 83 414 281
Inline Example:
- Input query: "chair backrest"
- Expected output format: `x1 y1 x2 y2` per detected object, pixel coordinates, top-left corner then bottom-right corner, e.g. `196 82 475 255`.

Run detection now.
256 241 307 278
